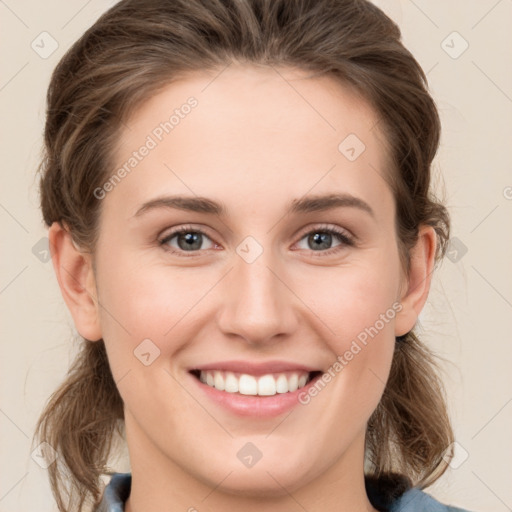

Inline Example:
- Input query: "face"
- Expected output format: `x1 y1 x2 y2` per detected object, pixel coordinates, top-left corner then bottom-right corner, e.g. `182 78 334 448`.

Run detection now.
81 65 413 495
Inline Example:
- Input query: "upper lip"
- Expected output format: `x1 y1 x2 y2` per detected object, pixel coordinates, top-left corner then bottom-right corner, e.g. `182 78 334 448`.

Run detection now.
189 360 322 376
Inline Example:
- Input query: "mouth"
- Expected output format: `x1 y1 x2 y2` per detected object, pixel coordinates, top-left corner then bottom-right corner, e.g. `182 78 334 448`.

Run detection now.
189 369 323 397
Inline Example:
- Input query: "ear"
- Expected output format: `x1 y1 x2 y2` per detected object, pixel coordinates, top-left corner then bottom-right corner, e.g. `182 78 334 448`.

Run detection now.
394 225 437 337
48 222 102 341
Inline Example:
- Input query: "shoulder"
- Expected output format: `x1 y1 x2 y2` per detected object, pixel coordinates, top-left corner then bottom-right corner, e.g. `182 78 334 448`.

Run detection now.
389 486 474 512
365 473 475 512
94 473 131 512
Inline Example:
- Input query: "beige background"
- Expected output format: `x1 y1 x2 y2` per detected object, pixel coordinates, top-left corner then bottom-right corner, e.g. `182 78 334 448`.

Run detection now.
1 1 511 511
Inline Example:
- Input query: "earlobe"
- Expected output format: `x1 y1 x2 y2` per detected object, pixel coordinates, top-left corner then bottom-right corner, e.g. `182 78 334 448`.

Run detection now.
394 225 437 337
48 222 103 341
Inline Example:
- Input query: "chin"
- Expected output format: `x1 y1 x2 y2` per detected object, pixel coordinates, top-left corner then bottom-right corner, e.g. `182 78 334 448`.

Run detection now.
206 468 310 498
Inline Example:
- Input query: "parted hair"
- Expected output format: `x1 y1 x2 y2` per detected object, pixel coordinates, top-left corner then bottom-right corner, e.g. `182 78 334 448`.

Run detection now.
34 0 454 510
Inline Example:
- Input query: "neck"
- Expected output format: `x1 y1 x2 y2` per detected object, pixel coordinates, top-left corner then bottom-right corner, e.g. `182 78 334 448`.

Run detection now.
123 415 378 512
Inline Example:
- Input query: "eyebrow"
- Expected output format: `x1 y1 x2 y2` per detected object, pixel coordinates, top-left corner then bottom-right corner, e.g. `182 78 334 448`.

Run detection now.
133 193 375 219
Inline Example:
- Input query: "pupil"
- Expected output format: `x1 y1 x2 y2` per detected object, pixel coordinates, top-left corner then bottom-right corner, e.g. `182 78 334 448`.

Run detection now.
310 232 331 250
179 232 201 251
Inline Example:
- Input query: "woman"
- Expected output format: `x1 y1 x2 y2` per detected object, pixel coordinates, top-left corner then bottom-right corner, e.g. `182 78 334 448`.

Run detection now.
33 0 474 511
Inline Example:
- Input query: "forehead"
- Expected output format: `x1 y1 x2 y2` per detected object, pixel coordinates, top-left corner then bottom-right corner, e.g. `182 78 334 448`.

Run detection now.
118 64 387 154
107 64 394 221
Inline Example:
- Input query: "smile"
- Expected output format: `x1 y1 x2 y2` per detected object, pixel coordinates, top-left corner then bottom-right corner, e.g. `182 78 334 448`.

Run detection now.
190 369 322 396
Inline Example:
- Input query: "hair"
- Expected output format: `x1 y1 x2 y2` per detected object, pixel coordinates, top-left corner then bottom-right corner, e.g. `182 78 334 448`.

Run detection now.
33 0 454 510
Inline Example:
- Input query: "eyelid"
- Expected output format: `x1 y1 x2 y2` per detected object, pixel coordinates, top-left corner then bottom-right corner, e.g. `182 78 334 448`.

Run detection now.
159 223 212 241
158 224 217 251
291 223 355 256
294 223 355 243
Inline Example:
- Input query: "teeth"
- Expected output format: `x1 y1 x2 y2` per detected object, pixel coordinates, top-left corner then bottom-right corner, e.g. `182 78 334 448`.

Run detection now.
239 374 258 395
258 374 276 396
276 374 288 393
224 372 239 393
197 370 312 396
298 374 308 388
288 373 298 392
214 371 225 391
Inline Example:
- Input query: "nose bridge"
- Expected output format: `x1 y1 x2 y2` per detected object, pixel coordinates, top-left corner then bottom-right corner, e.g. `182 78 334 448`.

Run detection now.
216 241 297 344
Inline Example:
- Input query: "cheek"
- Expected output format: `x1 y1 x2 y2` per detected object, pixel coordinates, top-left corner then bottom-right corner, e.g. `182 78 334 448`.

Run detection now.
93 251 214 374
300 265 398 444
295 245 400 401
298 251 401 345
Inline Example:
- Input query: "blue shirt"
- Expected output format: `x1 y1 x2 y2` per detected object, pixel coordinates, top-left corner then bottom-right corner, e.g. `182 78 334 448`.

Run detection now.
95 473 474 511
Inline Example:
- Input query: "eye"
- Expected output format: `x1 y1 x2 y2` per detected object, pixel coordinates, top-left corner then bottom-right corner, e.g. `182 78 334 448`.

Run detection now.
294 224 355 256
159 223 355 257
159 225 216 256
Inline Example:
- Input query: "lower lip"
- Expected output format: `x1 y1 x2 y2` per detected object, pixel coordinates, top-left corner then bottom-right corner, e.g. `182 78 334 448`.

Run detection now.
188 371 322 417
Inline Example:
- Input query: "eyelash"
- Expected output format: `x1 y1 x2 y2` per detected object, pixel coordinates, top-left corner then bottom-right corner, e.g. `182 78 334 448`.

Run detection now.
158 223 355 258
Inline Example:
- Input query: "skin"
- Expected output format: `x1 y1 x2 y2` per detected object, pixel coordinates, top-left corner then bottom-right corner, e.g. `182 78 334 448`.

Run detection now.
49 64 436 512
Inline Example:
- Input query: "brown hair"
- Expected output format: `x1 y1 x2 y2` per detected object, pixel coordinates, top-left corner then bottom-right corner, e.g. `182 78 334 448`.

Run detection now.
34 0 454 510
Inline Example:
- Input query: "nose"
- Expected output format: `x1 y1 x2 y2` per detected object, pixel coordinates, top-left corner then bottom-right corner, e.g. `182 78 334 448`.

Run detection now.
216 247 298 346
